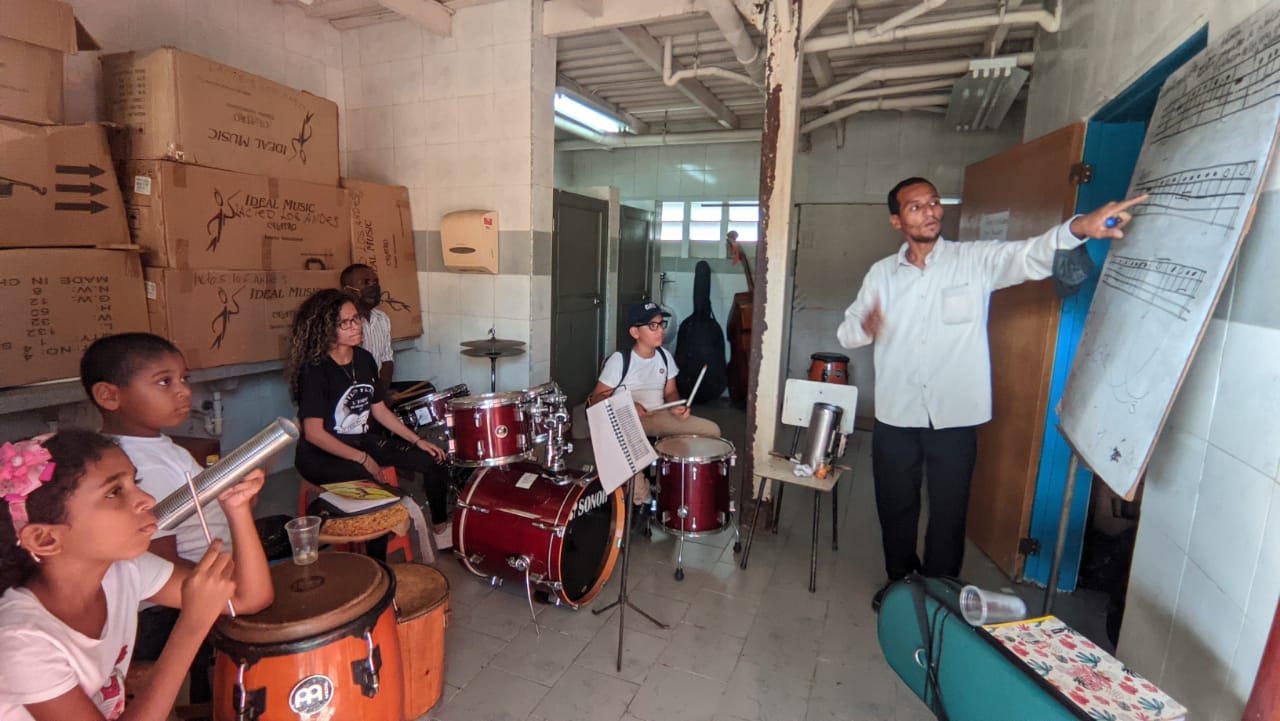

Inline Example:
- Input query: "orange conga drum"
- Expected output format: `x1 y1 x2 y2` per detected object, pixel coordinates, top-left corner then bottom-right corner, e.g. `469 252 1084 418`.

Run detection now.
808 352 850 384
391 563 449 720
210 553 403 721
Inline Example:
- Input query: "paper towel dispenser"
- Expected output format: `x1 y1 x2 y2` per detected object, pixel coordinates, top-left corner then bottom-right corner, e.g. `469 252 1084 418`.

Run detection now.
441 209 499 274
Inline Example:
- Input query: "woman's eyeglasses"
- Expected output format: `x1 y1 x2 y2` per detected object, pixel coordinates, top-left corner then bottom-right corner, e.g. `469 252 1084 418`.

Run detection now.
634 320 669 331
338 318 361 329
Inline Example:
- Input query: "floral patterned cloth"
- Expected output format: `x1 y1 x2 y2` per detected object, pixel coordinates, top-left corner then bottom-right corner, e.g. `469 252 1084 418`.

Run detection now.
985 616 1187 721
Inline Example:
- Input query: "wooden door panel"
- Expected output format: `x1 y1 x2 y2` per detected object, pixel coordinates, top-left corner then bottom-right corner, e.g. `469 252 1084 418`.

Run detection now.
552 190 607 409
958 123 1085 579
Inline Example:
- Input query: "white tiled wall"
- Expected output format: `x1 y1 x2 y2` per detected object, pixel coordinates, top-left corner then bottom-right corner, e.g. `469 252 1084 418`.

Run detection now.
1023 4 1280 716
1023 0 1264 141
342 0 556 392
1114 212 1280 718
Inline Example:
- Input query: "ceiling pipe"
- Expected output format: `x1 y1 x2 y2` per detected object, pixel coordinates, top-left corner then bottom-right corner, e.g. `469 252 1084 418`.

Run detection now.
831 77 958 104
805 4 1061 54
800 93 953 135
701 0 766 87
557 129 762 151
865 0 950 40
802 51 1034 107
663 37 757 88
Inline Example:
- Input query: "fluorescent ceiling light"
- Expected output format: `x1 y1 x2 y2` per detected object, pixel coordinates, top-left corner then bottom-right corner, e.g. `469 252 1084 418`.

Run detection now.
554 92 626 135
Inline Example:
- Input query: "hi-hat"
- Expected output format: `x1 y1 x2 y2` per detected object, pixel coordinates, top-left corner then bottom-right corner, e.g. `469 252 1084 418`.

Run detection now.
461 338 526 351
461 346 526 359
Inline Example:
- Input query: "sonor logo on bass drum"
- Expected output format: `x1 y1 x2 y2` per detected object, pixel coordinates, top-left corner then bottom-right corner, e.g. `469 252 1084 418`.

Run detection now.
571 488 608 520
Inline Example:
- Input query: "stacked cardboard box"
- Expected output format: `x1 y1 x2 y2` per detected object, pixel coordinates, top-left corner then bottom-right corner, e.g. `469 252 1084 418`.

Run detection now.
0 0 149 388
103 48 356 369
344 180 424 340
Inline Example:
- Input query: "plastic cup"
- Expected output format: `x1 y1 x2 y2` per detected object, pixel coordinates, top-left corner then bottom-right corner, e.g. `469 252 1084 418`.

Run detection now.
285 515 321 566
959 584 1028 625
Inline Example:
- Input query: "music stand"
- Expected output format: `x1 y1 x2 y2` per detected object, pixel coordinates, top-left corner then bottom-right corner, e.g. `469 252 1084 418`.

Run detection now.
592 476 667 671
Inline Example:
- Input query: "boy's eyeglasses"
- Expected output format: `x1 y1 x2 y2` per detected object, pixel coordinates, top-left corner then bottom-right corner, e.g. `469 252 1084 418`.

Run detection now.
338 318 361 329
634 320 669 331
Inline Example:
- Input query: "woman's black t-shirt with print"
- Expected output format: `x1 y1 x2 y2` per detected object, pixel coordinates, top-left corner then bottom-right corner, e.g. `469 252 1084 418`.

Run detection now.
297 346 385 439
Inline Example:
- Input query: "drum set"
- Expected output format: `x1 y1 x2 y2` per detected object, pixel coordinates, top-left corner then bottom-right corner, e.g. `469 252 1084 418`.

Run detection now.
392 373 741 593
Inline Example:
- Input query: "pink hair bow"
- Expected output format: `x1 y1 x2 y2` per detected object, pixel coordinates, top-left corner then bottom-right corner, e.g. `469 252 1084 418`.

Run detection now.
0 435 55 535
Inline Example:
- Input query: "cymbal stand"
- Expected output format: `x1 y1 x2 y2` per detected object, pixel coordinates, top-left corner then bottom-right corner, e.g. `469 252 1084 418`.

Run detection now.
592 477 667 671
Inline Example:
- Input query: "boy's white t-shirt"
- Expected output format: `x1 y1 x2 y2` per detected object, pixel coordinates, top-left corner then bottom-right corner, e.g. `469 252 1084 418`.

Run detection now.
598 349 679 411
0 553 174 720
115 435 232 562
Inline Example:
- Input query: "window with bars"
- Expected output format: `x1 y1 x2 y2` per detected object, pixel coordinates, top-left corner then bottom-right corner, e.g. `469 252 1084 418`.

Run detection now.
658 200 759 257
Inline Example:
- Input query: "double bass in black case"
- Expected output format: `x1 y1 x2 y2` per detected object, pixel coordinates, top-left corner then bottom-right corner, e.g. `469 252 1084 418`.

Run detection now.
675 260 728 403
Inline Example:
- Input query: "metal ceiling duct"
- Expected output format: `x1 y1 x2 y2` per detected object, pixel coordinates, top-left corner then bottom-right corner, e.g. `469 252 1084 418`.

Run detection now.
944 57 1029 131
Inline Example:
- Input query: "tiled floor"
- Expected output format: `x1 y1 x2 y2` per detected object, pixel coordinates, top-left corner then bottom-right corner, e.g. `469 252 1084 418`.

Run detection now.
258 399 1108 721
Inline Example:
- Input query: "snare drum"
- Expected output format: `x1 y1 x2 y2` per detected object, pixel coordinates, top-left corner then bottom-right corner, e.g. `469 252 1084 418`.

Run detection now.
654 436 736 536
390 563 449 720
211 553 402 721
453 461 624 607
446 391 531 467
396 384 469 430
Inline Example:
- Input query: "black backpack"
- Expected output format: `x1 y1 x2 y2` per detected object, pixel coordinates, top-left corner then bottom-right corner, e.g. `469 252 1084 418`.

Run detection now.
675 261 728 402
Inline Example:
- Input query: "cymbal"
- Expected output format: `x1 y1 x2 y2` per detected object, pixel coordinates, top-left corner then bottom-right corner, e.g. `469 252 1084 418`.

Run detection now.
461 346 526 359
460 338 526 351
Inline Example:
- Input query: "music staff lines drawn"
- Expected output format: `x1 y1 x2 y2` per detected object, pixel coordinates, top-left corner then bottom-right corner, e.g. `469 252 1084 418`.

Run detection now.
1100 256 1206 321
1128 161 1255 228
1151 33 1280 142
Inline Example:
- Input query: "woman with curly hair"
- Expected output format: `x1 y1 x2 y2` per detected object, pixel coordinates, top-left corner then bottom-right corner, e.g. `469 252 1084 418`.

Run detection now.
286 289 452 548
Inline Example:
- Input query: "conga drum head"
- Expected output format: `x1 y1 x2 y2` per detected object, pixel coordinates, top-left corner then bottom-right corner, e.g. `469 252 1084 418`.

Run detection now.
655 435 735 463
391 563 449 622
215 553 390 646
810 352 850 363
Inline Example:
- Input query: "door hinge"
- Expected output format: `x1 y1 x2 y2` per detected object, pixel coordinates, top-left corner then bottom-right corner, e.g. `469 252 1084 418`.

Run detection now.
1069 162 1094 185
1018 537 1041 556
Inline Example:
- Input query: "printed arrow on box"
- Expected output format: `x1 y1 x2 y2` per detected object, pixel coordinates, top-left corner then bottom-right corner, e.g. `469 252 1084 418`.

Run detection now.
54 200 108 214
55 164 105 177
55 182 107 196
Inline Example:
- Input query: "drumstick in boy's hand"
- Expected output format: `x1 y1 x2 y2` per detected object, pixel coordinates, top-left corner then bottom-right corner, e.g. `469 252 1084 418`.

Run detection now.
186 472 236 618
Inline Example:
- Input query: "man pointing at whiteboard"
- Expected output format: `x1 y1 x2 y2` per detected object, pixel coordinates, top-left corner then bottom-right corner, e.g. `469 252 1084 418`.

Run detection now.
837 176 1146 612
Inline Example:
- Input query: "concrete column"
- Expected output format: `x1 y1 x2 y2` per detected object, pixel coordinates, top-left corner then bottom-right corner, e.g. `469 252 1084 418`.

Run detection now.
748 0 804 497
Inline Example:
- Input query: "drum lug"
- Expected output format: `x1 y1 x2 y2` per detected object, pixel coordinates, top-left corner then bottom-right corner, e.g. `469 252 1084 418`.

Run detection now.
233 664 266 721
677 505 689 519
473 412 482 428
730 453 737 467
507 554 532 571
531 520 567 536
720 462 729 476
350 631 382 698
489 575 504 587
456 501 490 514
718 511 727 525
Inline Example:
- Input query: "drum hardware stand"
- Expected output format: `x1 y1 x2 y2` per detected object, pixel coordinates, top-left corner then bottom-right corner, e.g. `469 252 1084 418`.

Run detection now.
508 554 542 636
593 478 668 672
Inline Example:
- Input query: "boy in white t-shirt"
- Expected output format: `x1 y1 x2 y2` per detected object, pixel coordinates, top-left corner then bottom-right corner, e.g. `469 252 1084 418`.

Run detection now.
589 302 720 511
80 333 229 706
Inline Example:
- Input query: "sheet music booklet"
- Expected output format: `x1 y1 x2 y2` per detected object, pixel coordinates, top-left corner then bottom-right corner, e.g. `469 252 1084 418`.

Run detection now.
586 387 657 494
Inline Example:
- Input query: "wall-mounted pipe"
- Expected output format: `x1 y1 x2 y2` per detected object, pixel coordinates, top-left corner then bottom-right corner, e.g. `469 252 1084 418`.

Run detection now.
864 0 950 40
701 0 765 86
555 113 608 144
800 93 953 135
663 37 756 89
803 51 1034 108
830 77 958 104
557 129 762 151
804 4 1061 54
